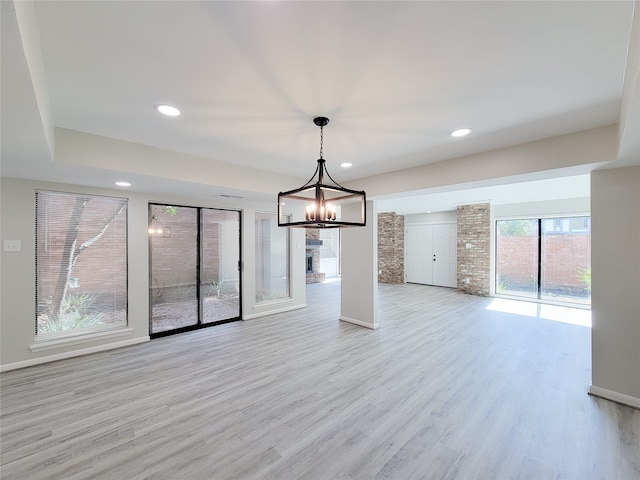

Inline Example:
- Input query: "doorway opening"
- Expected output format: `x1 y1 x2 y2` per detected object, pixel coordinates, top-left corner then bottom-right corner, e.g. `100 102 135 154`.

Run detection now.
405 223 457 288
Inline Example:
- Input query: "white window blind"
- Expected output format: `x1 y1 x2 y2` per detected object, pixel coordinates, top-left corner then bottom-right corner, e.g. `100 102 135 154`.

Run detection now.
35 191 128 340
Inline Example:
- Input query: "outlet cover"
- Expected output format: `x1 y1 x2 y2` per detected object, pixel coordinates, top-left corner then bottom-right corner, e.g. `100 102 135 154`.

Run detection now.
4 240 21 252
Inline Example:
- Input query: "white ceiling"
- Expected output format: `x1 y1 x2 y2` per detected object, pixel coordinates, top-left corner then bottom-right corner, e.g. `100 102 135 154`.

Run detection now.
1 1 636 213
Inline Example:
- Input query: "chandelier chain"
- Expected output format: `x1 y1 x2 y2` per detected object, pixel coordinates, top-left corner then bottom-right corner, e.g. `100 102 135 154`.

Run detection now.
319 125 324 159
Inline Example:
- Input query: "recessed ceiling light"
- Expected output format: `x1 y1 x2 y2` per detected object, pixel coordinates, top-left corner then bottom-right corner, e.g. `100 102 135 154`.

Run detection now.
450 128 472 137
340 162 352 168
155 104 181 117
115 181 131 187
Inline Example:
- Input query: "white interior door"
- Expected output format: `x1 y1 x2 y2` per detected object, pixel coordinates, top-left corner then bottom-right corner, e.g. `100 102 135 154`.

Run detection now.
433 224 457 288
405 223 457 288
405 225 433 284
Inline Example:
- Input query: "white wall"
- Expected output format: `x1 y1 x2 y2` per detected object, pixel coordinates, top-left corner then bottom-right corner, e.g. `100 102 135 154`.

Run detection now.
0 177 306 370
406 211 457 225
589 166 640 407
340 201 378 329
55 128 306 196
493 197 590 219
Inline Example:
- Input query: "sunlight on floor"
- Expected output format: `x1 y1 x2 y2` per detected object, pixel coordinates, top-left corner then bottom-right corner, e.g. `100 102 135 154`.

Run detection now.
321 277 341 283
486 298 591 327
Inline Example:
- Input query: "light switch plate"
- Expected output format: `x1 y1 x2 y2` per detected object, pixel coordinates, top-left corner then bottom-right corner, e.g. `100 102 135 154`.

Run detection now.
4 240 21 252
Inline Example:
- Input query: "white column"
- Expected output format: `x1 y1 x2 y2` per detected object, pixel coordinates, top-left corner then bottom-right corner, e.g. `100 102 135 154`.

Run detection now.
589 166 640 408
340 200 378 329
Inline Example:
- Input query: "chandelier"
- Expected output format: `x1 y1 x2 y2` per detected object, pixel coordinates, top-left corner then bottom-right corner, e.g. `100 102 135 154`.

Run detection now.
278 117 366 228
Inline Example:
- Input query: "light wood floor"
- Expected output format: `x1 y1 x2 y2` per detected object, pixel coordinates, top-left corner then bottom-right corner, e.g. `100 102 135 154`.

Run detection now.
2 282 639 480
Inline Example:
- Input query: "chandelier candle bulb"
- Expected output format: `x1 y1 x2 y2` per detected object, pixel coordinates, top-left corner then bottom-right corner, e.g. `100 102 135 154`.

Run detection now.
305 204 317 221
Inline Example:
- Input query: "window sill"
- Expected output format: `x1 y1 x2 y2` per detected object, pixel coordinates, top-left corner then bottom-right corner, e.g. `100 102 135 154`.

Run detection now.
254 297 294 309
30 327 134 353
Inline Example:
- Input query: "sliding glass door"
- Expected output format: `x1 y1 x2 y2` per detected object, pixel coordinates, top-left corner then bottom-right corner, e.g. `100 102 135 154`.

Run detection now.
201 209 241 324
495 219 539 299
540 217 591 304
149 205 198 334
149 204 241 337
496 217 591 305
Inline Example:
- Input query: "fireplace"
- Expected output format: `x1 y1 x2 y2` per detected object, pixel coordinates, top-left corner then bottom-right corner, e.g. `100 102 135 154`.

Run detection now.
306 252 314 273
305 237 325 283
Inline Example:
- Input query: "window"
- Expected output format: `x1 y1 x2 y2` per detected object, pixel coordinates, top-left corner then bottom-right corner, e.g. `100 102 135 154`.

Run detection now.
255 212 290 302
35 191 128 339
496 216 591 305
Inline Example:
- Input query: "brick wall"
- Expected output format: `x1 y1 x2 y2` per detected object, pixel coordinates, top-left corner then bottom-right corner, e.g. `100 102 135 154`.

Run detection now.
542 234 590 291
36 194 128 310
378 212 405 284
305 229 325 284
497 234 591 293
495 234 537 287
457 203 491 296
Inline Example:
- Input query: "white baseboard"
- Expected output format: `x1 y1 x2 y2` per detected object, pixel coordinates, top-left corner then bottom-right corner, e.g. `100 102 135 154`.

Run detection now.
588 385 640 410
340 315 378 330
1 336 150 372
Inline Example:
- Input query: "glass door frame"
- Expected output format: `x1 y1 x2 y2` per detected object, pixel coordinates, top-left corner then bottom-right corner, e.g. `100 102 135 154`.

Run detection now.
495 216 591 306
148 203 242 338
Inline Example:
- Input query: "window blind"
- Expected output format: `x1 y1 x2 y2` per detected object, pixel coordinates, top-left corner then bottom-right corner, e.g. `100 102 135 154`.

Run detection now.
35 191 128 340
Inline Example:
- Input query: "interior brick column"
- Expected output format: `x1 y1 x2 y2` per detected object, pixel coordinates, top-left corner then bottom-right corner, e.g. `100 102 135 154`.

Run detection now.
377 212 405 284
305 229 325 284
457 203 491 296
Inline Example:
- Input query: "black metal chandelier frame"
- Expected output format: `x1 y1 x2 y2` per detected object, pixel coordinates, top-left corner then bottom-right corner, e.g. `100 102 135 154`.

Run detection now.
277 117 366 229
